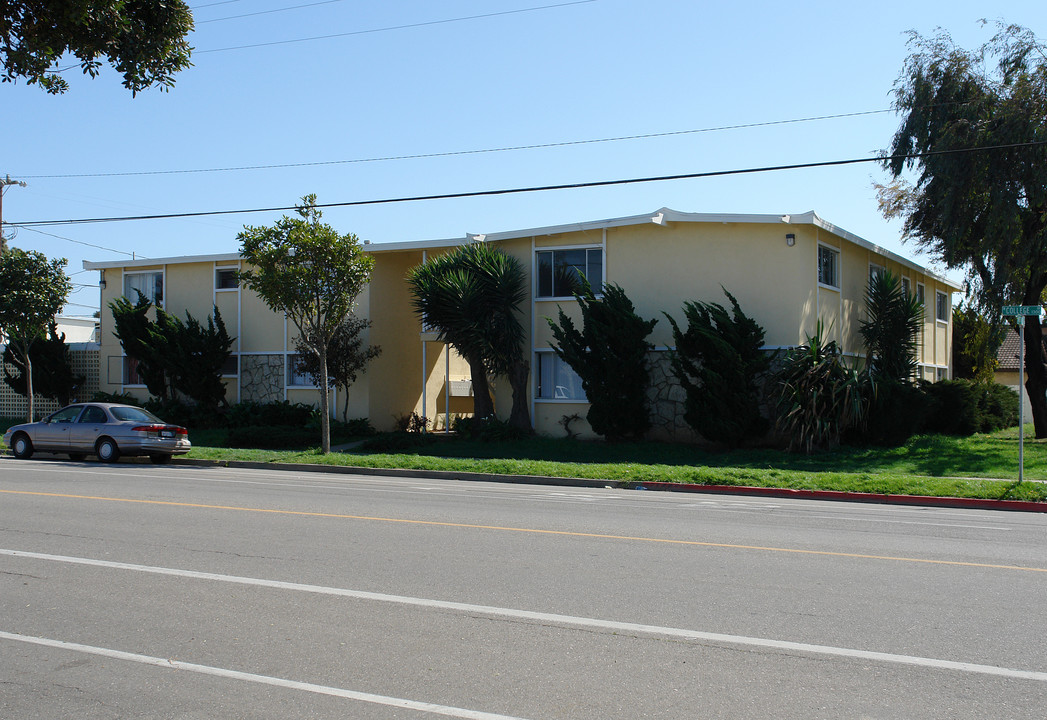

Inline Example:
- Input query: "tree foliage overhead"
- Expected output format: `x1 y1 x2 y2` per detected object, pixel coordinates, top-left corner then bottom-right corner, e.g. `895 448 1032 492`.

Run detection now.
547 281 657 441
859 270 923 384
293 315 381 423
406 242 531 430
952 302 1005 384
664 288 771 447
238 195 374 453
0 247 71 420
3 322 84 406
109 292 233 409
1 0 194 94
879 21 1047 434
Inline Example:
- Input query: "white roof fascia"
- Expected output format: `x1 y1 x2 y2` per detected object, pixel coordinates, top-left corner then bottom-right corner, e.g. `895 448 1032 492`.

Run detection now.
84 252 242 270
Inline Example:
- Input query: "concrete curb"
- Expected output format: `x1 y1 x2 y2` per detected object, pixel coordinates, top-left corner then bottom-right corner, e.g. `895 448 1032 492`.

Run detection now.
174 457 1047 514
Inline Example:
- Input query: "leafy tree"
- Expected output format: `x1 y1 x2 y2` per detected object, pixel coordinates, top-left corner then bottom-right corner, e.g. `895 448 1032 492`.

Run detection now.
293 315 382 422
859 270 923 383
952 303 1005 384
664 288 771 447
1 0 194 94
775 322 872 453
3 322 84 405
548 281 657 441
0 247 71 420
238 195 374 453
407 243 531 430
879 22 1047 435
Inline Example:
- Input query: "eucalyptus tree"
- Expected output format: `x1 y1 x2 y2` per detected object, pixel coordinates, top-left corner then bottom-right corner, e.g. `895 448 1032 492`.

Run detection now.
238 196 374 453
879 22 1047 434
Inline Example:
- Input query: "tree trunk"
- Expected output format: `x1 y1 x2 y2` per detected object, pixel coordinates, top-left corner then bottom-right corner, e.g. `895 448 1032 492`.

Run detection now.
318 346 331 454
1023 315 1047 438
20 343 33 422
466 352 494 419
507 359 532 431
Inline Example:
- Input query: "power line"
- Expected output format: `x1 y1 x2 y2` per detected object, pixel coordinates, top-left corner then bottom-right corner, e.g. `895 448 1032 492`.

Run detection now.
18 109 892 180
15 226 137 256
197 0 347 24
195 0 597 54
12 141 1047 228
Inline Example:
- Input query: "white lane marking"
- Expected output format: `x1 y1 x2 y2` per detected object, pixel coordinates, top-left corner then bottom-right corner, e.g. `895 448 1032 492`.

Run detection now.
4 548 1045 683
0 630 530 720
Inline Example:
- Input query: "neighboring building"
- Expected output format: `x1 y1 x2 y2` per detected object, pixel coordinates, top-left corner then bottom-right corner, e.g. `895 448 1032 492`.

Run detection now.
83 207 961 439
994 328 1045 420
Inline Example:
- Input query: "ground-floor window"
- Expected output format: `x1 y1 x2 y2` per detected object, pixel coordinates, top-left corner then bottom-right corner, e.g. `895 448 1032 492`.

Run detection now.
535 351 586 400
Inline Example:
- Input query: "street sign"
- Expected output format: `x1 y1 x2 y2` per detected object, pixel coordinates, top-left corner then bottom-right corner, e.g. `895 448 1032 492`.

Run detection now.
1001 305 1044 316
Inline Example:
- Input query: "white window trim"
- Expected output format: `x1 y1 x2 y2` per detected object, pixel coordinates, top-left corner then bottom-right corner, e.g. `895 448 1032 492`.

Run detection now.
935 290 950 324
533 349 588 403
869 262 885 282
122 268 165 308
215 266 240 292
816 242 840 291
534 244 605 301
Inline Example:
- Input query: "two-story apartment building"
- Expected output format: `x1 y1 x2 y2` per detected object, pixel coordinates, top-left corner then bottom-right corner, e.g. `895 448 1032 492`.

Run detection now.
84 207 961 439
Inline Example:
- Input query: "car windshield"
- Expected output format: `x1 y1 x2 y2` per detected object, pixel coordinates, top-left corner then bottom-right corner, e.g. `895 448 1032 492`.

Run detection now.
109 406 163 423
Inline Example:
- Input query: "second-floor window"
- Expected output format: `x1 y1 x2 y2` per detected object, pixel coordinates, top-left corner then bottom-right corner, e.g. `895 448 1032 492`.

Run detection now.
536 248 602 298
817 245 839 288
216 268 239 290
936 291 950 322
124 271 163 304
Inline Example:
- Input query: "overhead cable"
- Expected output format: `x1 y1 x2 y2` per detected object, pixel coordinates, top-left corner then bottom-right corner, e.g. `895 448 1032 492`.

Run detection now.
11 141 1047 228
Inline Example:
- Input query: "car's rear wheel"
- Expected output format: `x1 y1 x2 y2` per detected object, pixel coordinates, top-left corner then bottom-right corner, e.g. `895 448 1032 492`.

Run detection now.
149 454 172 465
96 437 120 463
11 433 33 459
68 453 86 462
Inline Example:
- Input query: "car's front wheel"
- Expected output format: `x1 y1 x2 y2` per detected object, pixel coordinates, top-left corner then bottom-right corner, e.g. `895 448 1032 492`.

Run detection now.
96 437 121 463
11 433 33 459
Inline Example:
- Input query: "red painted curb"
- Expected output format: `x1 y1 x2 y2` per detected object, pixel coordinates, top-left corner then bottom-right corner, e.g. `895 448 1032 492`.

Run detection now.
632 481 1047 513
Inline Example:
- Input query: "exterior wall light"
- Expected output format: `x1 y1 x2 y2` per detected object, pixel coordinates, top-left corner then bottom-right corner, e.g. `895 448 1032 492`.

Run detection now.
786 233 796 246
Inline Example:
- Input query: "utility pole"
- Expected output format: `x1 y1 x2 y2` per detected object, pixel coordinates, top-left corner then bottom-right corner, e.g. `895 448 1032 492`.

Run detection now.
1 174 28 253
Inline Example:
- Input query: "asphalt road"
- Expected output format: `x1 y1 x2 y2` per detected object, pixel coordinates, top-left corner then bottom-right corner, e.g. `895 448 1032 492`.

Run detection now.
1 457 1045 719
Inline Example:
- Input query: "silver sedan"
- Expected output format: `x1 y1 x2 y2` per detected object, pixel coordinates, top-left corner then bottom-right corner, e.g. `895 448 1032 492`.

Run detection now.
3 403 191 464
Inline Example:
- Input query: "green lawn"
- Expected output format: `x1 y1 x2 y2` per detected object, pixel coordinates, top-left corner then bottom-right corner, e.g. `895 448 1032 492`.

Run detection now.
5 415 1044 502
181 425 1047 503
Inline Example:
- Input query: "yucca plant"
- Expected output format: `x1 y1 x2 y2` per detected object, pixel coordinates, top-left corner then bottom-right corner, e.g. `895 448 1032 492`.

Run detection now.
775 322 873 453
859 269 923 383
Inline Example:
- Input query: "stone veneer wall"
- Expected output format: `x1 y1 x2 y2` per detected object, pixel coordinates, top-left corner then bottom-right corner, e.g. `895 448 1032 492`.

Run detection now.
645 350 700 443
239 354 286 404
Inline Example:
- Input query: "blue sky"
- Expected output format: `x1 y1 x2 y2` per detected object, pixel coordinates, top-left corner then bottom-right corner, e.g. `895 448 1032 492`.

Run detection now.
3 0 1045 314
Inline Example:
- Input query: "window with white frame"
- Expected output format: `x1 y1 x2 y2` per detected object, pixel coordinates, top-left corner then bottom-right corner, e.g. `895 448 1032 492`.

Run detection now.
124 271 163 304
936 291 949 322
869 263 885 283
817 245 839 288
536 247 602 298
215 268 239 290
535 352 586 400
123 356 145 386
287 354 313 387
916 283 926 318
901 277 911 297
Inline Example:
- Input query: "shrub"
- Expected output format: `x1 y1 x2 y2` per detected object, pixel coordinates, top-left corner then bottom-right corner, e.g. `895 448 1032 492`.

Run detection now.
854 380 929 446
225 400 315 428
922 380 982 435
91 391 141 405
977 383 1018 432
393 412 429 433
226 424 316 449
664 288 771 447
453 415 531 441
358 432 438 453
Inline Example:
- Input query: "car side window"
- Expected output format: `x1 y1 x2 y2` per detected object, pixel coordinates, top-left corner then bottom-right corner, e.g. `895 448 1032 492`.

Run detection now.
49 407 83 423
79 406 108 424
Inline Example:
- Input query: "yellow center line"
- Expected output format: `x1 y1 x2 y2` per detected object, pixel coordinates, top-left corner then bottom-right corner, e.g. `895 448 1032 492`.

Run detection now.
3 489 1045 573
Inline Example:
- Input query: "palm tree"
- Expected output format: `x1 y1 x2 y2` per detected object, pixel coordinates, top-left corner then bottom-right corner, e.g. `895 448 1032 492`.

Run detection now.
860 270 923 383
407 243 531 430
